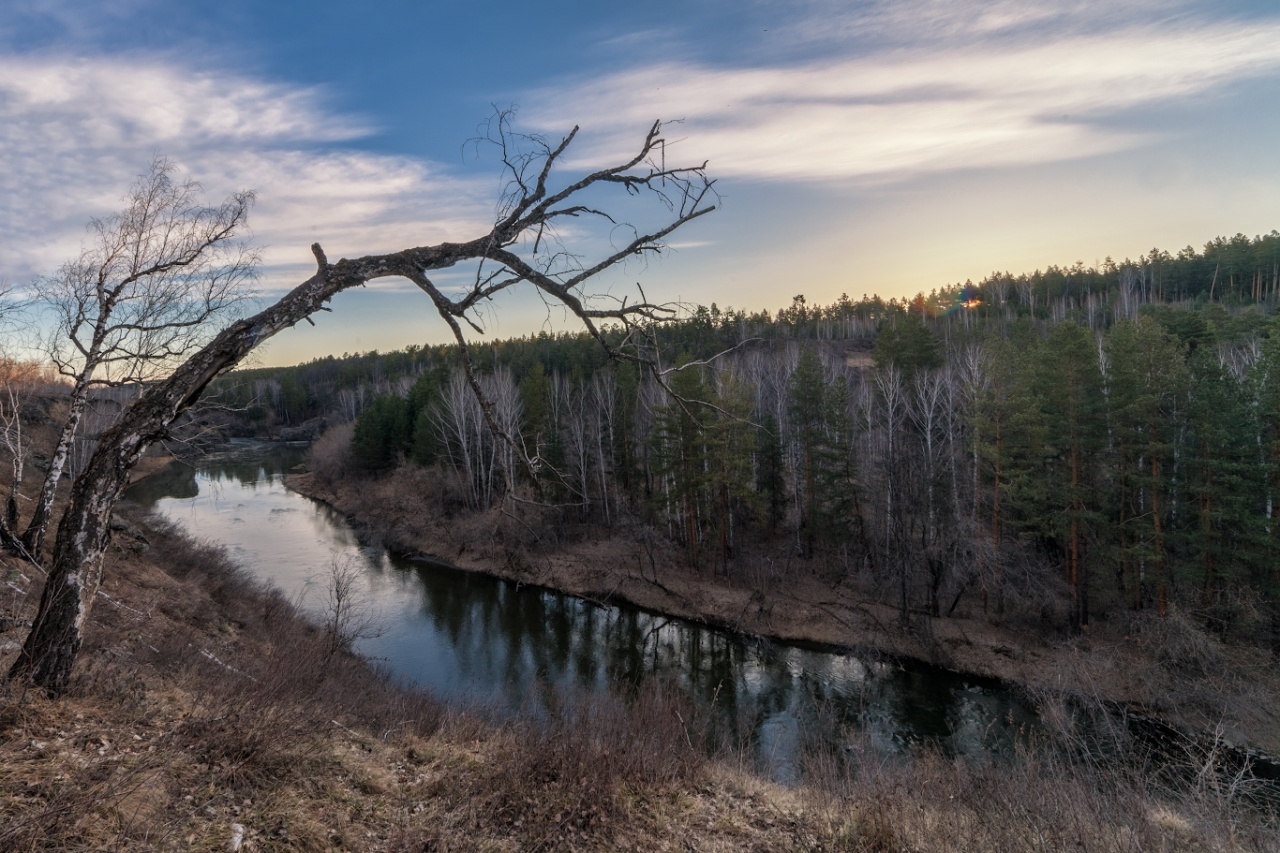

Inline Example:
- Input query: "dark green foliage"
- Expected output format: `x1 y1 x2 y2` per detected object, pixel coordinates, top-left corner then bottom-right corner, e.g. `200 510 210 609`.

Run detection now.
406 367 447 466
1252 323 1280 652
872 314 943 378
756 414 786 530
788 348 858 555
1180 350 1264 632
1035 323 1106 631
1142 305 1215 353
648 361 757 569
352 394 411 472
1101 317 1186 609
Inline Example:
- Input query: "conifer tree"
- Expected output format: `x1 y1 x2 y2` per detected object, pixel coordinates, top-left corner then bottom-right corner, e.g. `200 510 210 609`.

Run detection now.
1038 323 1106 631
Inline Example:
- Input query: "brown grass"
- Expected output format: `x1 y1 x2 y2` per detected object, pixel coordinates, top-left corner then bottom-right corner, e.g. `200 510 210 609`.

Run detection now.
0 487 1277 849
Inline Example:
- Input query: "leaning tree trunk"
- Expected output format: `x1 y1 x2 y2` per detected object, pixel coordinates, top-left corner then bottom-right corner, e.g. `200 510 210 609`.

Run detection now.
7 243 462 694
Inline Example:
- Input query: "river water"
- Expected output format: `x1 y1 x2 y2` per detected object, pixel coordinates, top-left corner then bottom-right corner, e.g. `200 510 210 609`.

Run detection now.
125 441 1042 781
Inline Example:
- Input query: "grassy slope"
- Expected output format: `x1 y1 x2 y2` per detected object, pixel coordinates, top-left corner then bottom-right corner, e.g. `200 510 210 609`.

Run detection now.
0 462 1273 849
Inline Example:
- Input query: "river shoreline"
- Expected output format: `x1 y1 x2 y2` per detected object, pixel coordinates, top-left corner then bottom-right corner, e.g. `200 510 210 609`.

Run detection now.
283 466 1280 757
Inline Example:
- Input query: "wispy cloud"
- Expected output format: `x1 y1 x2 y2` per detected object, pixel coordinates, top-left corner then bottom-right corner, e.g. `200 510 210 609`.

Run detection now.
771 0 1197 49
526 10 1280 183
0 55 492 291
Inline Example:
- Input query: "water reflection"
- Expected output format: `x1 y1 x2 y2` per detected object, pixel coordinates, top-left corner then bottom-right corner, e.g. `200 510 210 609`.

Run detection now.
125 441 1039 781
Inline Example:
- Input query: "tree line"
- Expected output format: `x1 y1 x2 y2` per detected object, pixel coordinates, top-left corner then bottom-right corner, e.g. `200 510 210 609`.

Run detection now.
215 230 1280 430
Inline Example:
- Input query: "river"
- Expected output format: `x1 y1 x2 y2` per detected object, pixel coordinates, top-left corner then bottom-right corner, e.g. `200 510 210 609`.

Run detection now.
123 441 1046 782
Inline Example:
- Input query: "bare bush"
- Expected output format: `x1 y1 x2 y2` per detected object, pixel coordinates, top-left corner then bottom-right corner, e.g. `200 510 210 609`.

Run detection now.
1134 605 1229 678
801 732 1276 852
308 553 384 658
308 421 355 488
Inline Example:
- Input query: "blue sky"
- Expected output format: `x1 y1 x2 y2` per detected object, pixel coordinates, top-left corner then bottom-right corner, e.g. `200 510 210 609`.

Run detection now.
3 0 1279 365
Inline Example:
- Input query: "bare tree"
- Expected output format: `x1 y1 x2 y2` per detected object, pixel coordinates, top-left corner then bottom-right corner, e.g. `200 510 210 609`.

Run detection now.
0 282 15 324
21 158 257 555
485 367 524 505
436 366 524 508
873 365 909 625
312 554 384 659
0 355 44 536
591 371 619 525
562 378 594 516
0 291 44 548
8 116 714 695
438 368 485 506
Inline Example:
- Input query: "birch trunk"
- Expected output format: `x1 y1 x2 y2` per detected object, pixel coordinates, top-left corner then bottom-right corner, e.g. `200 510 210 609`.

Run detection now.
21 378 91 555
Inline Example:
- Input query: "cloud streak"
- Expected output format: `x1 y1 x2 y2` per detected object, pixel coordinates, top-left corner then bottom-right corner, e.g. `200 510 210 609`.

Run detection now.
0 55 493 291
526 13 1280 183
771 0 1197 50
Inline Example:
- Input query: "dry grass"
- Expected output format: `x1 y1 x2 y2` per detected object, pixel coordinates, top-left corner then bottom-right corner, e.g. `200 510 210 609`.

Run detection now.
0 491 1277 849
797 729 1279 853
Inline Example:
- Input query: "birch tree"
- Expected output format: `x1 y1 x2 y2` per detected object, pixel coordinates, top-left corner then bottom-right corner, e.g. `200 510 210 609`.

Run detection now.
874 365 910 625
908 367 951 615
438 368 484 506
0 356 43 535
484 367 523 504
21 158 256 556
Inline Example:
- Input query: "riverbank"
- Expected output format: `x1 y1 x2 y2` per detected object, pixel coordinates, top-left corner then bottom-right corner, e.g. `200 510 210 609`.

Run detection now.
288 465 1280 759
1 474 1274 848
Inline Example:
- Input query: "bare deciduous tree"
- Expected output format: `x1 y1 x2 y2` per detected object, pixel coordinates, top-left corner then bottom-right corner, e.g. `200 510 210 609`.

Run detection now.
8 115 714 695
312 554 384 659
0 283 15 323
21 158 257 555
873 365 909 625
0 355 44 536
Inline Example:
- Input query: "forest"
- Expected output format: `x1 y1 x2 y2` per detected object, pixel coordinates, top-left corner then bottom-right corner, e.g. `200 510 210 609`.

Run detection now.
209 230 1280 650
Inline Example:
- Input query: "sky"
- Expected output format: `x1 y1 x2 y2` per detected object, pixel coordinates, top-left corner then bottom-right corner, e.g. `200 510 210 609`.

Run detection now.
2 0 1279 366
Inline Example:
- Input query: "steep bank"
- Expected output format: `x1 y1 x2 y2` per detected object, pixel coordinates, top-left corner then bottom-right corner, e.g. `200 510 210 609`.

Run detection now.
0 480 1272 848
288 466 1280 757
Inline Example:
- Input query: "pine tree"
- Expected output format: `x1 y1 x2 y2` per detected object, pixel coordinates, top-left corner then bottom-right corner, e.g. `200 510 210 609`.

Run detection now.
1181 350 1263 633
965 335 1024 613
1038 323 1105 632
1252 322 1280 652
1102 317 1186 611
650 362 713 562
351 394 410 472
756 413 787 531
